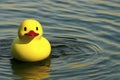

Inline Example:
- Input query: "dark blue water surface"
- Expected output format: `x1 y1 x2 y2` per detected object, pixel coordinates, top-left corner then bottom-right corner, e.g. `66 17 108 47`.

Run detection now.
0 0 120 80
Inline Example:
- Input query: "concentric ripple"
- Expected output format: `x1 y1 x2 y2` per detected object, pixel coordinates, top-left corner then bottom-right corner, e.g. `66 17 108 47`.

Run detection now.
0 0 120 80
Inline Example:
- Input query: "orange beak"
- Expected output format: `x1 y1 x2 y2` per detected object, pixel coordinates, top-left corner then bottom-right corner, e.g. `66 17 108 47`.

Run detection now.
25 30 39 37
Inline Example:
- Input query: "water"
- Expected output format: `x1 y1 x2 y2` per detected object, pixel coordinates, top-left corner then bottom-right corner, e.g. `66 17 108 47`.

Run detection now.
0 0 120 80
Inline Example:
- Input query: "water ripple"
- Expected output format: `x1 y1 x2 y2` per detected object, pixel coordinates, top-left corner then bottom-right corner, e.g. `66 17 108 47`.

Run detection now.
0 0 120 80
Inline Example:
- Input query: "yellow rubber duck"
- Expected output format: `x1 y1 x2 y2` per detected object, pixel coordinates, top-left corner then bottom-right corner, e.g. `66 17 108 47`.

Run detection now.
11 19 51 62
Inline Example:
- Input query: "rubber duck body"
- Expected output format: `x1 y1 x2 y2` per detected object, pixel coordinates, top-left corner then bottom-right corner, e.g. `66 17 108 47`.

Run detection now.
11 19 51 62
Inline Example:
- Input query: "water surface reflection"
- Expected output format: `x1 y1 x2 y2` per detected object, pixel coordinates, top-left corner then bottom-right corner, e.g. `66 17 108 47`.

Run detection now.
11 58 50 80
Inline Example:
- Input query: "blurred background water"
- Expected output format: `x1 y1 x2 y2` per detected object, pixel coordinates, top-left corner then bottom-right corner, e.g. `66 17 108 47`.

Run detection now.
0 0 120 80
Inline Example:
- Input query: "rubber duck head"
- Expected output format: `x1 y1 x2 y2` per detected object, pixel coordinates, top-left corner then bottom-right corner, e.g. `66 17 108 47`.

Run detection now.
18 19 43 41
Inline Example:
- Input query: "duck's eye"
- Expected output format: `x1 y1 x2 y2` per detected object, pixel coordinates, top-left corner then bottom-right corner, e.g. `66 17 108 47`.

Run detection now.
36 27 38 31
24 27 27 31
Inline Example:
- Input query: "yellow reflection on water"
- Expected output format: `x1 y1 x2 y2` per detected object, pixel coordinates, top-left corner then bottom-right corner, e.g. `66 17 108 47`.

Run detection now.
11 58 51 80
